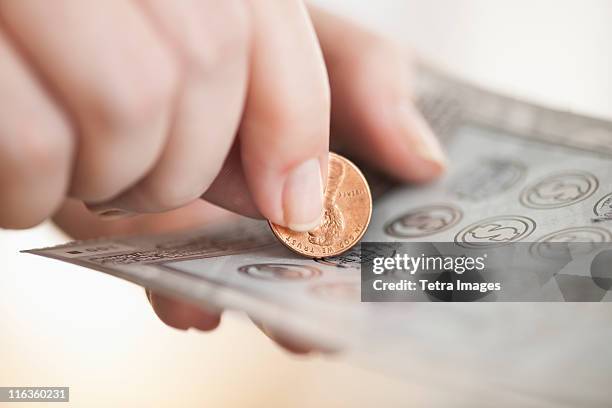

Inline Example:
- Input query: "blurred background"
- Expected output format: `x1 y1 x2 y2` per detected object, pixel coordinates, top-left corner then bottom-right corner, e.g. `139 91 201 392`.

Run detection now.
1 1 611 406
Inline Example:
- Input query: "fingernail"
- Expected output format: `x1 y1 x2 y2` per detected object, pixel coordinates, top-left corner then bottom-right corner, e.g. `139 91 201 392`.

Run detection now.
398 103 447 168
87 204 134 219
282 158 324 232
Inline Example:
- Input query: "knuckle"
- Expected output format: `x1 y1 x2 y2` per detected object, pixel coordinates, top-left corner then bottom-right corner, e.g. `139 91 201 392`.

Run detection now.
262 75 330 142
262 99 329 155
271 104 325 136
185 0 250 72
15 125 71 176
88 57 177 131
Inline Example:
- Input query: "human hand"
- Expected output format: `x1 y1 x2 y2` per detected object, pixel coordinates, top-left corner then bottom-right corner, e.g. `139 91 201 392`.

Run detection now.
54 198 332 353
28 3 446 353
0 1 445 231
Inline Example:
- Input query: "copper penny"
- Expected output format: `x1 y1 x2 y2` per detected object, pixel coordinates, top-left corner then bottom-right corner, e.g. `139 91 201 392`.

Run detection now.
268 152 372 258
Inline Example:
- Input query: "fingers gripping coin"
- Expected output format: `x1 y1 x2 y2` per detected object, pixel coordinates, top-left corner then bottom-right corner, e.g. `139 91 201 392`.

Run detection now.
269 153 372 258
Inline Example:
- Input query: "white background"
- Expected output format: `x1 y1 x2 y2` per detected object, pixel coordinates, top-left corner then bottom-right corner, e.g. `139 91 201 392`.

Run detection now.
1 1 610 406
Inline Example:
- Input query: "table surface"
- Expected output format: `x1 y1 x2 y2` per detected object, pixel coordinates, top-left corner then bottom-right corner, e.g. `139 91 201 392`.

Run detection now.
1 1 610 406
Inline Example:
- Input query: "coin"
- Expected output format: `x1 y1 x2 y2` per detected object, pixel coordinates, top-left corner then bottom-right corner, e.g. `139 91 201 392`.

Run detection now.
268 152 372 258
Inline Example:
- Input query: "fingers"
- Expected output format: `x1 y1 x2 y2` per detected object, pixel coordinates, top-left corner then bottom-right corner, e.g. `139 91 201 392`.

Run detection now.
145 291 324 355
200 143 261 219
53 198 235 240
89 142 262 221
146 290 221 331
1 0 444 233
239 1 330 231
148 288 321 353
0 0 178 202
250 318 319 355
198 5 446 222
100 0 251 213
0 29 73 229
309 6 447 183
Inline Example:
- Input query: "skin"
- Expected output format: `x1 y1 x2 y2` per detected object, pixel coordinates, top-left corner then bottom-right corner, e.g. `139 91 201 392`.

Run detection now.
0 2 446 352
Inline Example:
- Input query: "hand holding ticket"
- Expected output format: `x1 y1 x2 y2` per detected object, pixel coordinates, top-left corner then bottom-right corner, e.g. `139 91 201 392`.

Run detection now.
2 6 446 353
2 1 611 406
28 65 612 405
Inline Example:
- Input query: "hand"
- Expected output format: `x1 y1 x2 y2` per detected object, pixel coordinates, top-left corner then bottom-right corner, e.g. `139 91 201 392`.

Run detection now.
0 1 445 230
42 4 446 353
55 198 335 353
